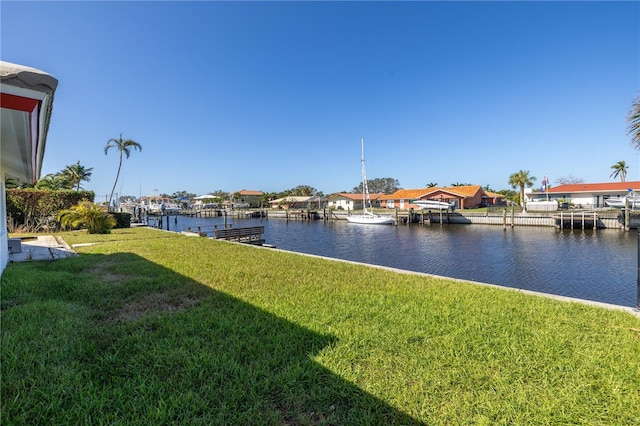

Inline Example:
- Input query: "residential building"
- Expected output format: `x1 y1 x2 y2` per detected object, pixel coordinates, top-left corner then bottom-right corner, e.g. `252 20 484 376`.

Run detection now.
1 61 58 274
269 196 311 209
380 186 504 210
326 193 384 211
231 189 263 208
270 196 327 210
525 181 640 209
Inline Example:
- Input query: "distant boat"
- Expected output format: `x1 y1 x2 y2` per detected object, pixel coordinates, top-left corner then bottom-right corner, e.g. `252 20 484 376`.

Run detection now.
140 196 182 215
412 199 455 211
605 190 640 209
347 139 395 225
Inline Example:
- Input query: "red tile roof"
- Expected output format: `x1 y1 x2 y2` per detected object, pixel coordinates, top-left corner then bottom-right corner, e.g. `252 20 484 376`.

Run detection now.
379 189 431 200
381 185 485 200
547 181 640 193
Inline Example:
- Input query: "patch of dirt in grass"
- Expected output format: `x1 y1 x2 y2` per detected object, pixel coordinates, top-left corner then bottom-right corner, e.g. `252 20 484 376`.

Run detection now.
85 263 135 286
110 291 202 322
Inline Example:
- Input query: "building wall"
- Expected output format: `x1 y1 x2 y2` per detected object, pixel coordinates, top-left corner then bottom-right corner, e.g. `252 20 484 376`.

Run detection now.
1 171 8 272
329 197 362 210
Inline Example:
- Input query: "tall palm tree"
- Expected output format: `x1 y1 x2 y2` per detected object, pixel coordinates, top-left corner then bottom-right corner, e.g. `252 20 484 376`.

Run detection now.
609 160 628 182
508 170 536 209
628 94 640 150
62 161 93 190
104 133 142 209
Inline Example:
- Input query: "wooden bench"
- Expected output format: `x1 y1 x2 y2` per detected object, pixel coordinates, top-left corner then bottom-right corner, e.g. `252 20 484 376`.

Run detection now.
213 226 265 245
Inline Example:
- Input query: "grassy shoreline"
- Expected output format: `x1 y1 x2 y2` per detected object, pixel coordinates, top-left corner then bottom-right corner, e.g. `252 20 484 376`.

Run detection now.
3 227 640 424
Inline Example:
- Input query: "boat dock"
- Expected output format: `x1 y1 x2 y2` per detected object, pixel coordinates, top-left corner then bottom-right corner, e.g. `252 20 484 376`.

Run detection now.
135 206 634 231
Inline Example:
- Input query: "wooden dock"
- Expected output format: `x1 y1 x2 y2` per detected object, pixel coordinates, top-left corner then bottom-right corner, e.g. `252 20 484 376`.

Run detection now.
214 225 265 245
552 211 599 230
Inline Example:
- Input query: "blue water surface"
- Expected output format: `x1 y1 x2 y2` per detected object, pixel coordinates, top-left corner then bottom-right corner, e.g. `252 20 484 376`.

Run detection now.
168 215 637 307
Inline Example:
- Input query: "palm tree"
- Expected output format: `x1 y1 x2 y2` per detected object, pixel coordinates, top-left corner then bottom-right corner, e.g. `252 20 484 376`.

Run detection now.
426 182 438 188
628 94 640 150
57 201 116 234
104 133 142 210
609 161 628 182
62 161 93 190
34 173 70 190
508 170 536 209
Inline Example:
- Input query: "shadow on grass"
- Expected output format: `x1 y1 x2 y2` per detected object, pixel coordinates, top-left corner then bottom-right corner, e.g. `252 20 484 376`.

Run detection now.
2 252 422 425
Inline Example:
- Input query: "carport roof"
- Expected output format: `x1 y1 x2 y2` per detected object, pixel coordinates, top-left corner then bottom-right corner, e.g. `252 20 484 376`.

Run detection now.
1 61 58 183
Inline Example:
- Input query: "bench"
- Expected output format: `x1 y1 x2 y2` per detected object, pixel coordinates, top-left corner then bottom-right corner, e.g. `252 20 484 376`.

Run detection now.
213 226 265 245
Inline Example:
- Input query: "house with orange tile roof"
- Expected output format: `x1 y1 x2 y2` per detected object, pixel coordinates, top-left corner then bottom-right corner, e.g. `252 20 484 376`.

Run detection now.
525 181 640 209
326 193 385 211
380 186 504 210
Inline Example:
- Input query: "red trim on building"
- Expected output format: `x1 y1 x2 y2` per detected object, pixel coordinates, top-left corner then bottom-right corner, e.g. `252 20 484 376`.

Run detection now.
1 93 42 182
0 92 40 113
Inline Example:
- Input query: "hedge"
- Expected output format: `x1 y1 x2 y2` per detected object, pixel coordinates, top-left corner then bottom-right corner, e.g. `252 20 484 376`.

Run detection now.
6 189 95 230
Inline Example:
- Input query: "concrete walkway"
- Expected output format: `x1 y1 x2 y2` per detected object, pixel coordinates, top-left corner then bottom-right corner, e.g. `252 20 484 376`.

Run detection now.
8 236 77 262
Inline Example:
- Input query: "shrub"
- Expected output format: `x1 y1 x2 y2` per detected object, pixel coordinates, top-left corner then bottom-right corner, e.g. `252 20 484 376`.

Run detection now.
109 212 132 229
57 202 116 234
7 189 94 232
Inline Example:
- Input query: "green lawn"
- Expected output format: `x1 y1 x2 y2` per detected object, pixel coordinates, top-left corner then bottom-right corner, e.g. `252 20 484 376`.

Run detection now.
2 227 639 425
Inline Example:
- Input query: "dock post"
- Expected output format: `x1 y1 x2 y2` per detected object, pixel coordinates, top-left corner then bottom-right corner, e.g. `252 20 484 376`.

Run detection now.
511 208 515 227
395 208 398 226
625 199 630 231
571 212 574 230
593 212 597 230
502 209 506 230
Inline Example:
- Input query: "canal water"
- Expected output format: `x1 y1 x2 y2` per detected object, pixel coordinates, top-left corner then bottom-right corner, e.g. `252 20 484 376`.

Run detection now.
166 215 637 308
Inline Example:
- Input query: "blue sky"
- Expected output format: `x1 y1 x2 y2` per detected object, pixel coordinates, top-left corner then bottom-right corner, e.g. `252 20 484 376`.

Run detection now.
2 1 639 200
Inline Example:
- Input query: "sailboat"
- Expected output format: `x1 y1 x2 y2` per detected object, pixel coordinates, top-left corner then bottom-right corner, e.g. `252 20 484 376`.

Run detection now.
347 138 395 225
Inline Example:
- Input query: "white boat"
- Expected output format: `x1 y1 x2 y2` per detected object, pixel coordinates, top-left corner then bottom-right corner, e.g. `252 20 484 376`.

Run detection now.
605 190 640 209
412 199 455 211
140 196 182 215
347 139 395 225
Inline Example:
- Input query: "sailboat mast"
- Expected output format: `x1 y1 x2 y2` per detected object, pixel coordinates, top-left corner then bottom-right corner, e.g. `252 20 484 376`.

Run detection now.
361 138 371 212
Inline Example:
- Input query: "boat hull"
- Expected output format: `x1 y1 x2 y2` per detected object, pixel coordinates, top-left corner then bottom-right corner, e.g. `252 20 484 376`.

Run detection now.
347 214 395 225
413 201 454 211
605 196 640 209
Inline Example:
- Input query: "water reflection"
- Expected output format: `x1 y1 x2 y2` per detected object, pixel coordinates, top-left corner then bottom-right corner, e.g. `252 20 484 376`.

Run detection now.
172 216 637 307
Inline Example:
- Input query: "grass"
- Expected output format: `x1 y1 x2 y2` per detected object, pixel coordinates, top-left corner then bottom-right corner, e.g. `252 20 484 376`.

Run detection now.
2 227 640 425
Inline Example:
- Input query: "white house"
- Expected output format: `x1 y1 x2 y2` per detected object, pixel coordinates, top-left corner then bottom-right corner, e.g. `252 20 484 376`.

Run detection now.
326 193 384 211
525 181 640 209
1 61 58 274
